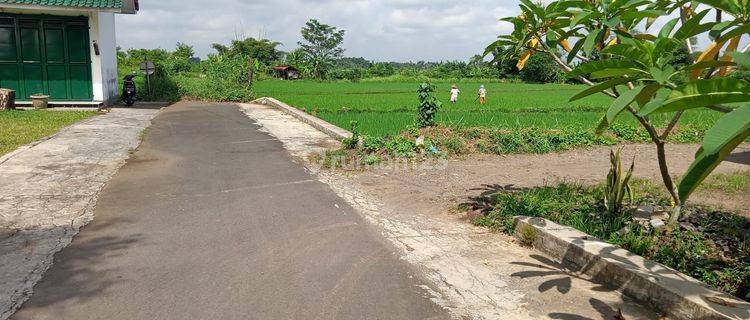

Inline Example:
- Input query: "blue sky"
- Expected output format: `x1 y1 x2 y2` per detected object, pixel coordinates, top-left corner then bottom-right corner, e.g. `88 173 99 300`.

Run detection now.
115 0 517 61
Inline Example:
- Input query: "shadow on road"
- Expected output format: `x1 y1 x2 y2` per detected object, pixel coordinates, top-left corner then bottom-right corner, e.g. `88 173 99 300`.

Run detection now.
12 217 144 314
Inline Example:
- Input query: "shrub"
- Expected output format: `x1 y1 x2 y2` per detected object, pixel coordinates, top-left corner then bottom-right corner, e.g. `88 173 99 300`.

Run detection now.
416 82 442 127
342 121 360 149
178 55 253 102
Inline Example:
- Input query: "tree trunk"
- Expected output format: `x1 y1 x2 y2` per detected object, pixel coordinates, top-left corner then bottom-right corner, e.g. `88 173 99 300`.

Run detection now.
655 141 682 222
0 89 16 110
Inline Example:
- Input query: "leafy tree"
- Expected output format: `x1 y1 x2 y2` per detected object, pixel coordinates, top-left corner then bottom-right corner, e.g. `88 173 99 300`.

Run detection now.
368 62 395 77
335 57 372 69
486 0 750 222
212 37 282 65
519 54 562 83
173 42 195 59
298 19 346 79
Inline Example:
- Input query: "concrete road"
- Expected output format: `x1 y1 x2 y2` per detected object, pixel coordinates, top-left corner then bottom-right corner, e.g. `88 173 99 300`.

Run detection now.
12 102 450 320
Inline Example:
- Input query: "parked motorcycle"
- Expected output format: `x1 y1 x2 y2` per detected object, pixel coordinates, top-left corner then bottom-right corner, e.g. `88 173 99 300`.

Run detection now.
122 74 137 106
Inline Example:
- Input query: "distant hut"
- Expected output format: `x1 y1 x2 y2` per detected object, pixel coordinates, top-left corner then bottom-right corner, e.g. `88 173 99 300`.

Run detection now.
273 66 301 80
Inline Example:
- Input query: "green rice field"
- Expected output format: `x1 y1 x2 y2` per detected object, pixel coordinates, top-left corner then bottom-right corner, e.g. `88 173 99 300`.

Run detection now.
253 79 719 137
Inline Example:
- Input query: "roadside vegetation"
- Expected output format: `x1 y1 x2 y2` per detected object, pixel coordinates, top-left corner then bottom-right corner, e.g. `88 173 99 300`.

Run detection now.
469 179 750 302
0 110 95 156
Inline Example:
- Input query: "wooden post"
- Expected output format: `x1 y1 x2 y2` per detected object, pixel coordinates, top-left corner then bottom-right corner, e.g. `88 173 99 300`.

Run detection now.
0 89 16 110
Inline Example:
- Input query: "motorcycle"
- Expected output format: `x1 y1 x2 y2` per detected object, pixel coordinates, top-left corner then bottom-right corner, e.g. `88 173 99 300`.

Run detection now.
122 74 137 106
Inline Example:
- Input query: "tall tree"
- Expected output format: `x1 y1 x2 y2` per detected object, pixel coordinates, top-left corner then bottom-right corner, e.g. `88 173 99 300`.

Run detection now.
211 38 282 65
173 42 195 59
298 19 346 79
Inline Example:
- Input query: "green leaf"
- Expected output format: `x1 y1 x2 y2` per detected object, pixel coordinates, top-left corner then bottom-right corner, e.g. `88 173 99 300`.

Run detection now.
571 10 594 28
694 0 741 15
639 78 750 115
650 65 675 85
569 77 633 101
601 44 649 66
583 29 604 54
673 9 712 41
659 17 680 38
717 24 750 42
607 85 645 123
595 115 610 134
679 105 750 202
730 52 750 69
680 60 737 72
567 37 586 63
634 83 662 107
590 68 646 79
638 98 665 116
569 60 641 77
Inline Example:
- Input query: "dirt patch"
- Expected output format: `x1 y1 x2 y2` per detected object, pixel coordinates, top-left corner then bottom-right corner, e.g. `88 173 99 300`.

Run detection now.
350 144 750 219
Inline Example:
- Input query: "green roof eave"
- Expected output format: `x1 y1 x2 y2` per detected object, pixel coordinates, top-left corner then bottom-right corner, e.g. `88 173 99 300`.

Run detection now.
0 0 137 13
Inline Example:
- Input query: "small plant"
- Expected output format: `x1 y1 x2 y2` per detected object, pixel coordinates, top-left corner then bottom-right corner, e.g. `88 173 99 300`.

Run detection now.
520 225 538 247
604 149 635 216
416 82 442 128
361 135 384 153
342 120 360 149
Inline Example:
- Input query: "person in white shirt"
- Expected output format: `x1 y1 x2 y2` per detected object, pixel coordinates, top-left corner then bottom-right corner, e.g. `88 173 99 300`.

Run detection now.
450 85 460 104
478 85 487 105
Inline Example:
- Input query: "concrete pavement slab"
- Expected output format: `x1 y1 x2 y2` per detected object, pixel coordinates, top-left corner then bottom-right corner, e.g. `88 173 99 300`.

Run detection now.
0 108 160 320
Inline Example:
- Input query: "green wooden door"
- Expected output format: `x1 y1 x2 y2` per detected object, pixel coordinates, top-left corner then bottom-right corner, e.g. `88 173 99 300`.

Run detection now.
0 14 92 101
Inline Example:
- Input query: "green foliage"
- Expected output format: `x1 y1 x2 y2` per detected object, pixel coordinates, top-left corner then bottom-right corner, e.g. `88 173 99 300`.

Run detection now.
119 42 254 102
488 0 750 218
299 19 346 79
604 149 634 215
211 37 282 66
342 121 360 149
177 54 253 102
173 42 195 59
416 82 442 127
678 106 750 202
361 135 385 153
519 54 563 83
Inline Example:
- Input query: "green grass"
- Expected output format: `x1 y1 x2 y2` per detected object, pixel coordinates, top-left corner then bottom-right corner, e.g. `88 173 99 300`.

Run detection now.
699 170 750 195
0 110 96 156
254 79 721 137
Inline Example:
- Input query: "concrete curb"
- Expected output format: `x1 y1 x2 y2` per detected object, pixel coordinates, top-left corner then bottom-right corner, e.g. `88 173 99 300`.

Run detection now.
513 216 750 320
251 97 353 141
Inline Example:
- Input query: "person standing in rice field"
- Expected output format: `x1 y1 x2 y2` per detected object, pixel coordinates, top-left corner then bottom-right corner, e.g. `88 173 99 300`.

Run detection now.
478 85 487 105
449 85 460 104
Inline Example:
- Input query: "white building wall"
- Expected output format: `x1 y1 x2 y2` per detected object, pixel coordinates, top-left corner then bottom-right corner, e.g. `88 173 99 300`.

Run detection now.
89 12 118 104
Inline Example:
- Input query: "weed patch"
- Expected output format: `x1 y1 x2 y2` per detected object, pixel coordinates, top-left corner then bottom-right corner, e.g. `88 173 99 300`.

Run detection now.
470 181 750 302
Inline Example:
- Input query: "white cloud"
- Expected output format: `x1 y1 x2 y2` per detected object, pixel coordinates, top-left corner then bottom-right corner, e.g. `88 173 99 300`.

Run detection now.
115 0 521 61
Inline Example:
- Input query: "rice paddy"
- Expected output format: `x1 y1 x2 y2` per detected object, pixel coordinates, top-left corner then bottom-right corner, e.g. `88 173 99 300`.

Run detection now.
253 79 718 137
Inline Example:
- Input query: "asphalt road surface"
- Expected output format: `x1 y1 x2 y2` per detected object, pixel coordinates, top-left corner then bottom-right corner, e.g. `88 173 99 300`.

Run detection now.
12 102 450 320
